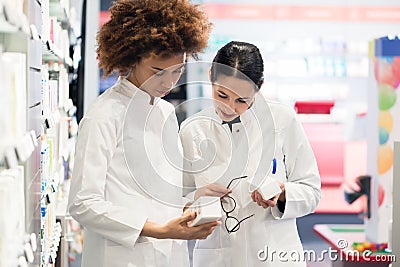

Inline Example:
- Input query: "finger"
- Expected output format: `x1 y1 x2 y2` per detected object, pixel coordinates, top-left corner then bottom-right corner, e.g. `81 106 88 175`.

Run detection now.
255 190 264 200
258 194 268 208
220 190 232 199
182 201 193 213
180 211 196 223
265 200 276 207
251 191 256 202
192 224 217 239
208 183 231 195
199 220 220 230
278 181 285 191
260 201 269 209
265 196 278 207
254 192 261 205
208 183 229 192
204 188 229 198
256 195 262 206
255 191 264 204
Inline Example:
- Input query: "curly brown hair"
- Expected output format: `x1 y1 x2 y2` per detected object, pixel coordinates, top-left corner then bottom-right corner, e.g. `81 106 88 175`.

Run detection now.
97 0 212 77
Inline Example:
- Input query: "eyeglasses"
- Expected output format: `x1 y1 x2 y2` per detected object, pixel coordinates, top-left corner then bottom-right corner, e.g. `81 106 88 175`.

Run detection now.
221 176 255 233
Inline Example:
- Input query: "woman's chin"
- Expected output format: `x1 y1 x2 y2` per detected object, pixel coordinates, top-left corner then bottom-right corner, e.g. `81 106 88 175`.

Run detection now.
218 111 236 121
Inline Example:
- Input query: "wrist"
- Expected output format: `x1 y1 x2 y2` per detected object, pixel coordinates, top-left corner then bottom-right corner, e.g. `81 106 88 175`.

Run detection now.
142 221 168 239
156 224 168 239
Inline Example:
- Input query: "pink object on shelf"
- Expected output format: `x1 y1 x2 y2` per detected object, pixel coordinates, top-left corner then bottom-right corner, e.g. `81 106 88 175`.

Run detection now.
294 100 335 114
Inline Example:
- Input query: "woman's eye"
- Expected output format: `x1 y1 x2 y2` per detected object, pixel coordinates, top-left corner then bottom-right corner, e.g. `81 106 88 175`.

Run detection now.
218 94 228 99
237 99 247 103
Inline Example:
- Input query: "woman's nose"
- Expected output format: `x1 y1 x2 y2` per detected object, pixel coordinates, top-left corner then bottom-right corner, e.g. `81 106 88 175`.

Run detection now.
161 72 180 88
161 79 174 88
225 100 236 113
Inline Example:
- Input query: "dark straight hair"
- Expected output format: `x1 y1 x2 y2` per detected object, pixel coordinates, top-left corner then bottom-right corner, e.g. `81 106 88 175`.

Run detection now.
210 41 264 91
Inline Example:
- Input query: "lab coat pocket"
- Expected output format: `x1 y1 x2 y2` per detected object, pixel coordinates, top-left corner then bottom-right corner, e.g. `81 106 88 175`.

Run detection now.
193 247 231 267
105 239 156 267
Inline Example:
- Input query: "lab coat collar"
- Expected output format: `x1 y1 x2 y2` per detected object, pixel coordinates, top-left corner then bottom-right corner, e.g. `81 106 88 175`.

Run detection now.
222 116 241 132
209 95 258 127
115 77 160 106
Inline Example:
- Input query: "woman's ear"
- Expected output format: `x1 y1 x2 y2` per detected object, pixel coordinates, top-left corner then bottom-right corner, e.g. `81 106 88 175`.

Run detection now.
208 68 212 81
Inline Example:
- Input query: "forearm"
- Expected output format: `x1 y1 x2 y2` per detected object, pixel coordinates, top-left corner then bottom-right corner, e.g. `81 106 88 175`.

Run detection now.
141 221 168 239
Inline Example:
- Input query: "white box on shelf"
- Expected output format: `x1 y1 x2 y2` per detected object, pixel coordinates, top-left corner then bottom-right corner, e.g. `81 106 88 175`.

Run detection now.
188 196 222 227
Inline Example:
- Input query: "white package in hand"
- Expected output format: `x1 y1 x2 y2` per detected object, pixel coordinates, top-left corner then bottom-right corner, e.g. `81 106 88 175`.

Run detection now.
248 178 282 200
188 196 222 227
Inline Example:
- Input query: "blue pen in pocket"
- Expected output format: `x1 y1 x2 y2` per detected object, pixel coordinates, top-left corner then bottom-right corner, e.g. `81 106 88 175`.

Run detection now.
272 158 277 174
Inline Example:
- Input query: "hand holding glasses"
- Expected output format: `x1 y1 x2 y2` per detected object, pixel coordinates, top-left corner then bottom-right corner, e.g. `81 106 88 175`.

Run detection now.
221 176 255 233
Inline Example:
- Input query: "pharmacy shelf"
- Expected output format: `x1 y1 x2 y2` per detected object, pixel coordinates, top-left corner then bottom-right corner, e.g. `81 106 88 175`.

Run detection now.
1 1 78 266
0 7 30 34
42 40 73 67
265 76 368 83
264 53 367 61
0 131 37 169
49 0 71 29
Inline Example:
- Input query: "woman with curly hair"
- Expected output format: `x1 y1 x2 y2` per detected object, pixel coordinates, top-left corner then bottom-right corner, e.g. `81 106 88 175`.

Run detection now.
68 1 215 266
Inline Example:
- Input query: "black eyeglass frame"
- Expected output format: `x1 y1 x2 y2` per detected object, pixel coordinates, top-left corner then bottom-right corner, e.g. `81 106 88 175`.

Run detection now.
221 176 255 233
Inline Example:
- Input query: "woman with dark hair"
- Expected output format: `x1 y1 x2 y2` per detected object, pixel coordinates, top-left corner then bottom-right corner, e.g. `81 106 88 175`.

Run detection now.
180 41 321 266
68 1 218 266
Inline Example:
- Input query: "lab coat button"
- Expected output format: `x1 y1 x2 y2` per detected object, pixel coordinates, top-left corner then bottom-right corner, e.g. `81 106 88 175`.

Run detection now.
236 129 240 133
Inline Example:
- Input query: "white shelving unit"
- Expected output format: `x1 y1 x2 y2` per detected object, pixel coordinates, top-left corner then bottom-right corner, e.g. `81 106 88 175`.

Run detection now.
0 0 78 266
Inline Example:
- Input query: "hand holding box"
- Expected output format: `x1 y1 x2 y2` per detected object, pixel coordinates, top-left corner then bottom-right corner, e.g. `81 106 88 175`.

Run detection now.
248 178 282 200
188 196 222 227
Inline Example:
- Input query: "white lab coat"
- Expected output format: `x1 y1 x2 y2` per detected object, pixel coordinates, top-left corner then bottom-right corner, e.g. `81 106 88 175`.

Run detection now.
68 77 189 267
180 92 321 267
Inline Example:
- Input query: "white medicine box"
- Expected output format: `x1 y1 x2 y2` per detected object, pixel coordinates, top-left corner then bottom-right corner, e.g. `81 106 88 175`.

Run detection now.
188 196 222 227
248 178 282 200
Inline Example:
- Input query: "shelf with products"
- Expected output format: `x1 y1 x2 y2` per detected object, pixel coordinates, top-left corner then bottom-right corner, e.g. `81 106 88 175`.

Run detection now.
259 49 369 133
261 37 369 95
39 135 65 266
42 40 73 67
49 0 71 29
0 30 40 262
39 2 78 264
1 0 79 266
41 0 73 67
264 57 368 80
0 1 30 34
0 167 39 267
